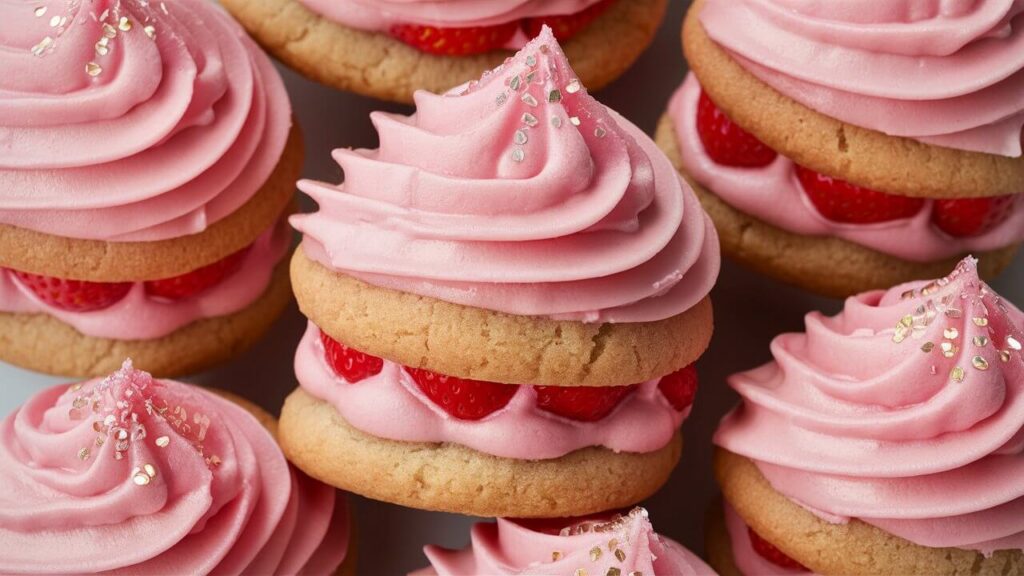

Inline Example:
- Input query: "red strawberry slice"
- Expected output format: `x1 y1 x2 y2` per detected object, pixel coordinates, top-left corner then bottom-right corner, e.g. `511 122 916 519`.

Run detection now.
534 384 637 422
748 527 808 571
144 248 248 301
12 271 131 312
320 332 384 383
390 21 518 56
523 0 617 42
658 364 698 411
696 90 777 168
932 195 1016 238
408 368 517 420
796 165 925 224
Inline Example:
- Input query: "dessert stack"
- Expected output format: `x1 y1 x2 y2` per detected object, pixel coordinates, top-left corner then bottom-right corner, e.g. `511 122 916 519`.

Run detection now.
0 0 299 377
657 0 1024 297
282 29 720 519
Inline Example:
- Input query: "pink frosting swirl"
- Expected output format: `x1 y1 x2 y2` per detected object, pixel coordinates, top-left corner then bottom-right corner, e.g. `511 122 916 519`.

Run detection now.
0 217 291 340
292 28 719 323
0 0 291 242
296 322 688 460
0 361 349 575
669 75 1024 262
698 0 1024 156
412 507 717 576
715 257 1024 554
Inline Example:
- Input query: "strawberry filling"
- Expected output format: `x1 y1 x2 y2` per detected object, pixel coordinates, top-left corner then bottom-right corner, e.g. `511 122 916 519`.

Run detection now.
7 247 253 312
747 526 809 572
696 90 1017 237
319 332 698 422
389 0 617 56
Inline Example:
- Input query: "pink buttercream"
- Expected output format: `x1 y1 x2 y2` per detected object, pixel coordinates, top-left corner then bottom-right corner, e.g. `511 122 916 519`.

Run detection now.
669 76 1024 263
412 508 717 576
292 29 719 323
0 0 291 242
723 502 812 576
0 361 349 575
0 218 291 341
296 322 688 460
698 0 1024 156
715 257 1024 555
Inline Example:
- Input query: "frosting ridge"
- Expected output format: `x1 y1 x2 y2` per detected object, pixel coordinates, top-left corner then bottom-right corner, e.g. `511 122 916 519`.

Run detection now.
0 0 291 242
293 28 718 323
0 361 348 575
715 257 1024 554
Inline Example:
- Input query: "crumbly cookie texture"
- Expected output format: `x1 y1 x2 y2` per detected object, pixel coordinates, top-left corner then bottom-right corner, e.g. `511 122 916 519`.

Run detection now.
655 115 1019 298
0 126 303 283
682 0 1024 199
291 249 714 387
221 0 667 104
279 388 682 518
715 449 1024 576
0 260 292 378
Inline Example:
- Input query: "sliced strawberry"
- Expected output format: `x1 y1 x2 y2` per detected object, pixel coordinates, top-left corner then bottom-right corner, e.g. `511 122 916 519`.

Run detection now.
658 364 698 411
748 527 808 571
390 21 518 56
522 0 617 42
932 195 1016 238
696 90 777 168
408 368 517 420
796 166 925 224
12 271 131 312
534 384 636 422
320 332 384 384
144 248 249 301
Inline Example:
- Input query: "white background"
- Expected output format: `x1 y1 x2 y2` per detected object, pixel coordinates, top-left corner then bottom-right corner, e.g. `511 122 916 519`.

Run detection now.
2 1 1022 573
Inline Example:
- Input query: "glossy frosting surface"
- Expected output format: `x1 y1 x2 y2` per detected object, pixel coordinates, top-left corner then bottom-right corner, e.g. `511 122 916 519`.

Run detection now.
296 322 687 460
412 508 717 575
669 75 1024 262
0 218 291 340
0 0 291 242
715 258 1024 554
699 0 1024 156
293 29 719 323
0 361 349 575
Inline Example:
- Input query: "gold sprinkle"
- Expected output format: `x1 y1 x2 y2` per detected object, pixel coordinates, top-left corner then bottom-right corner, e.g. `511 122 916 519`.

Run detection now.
526 54 537 67
143 464 157 478
900 315 914 327
614 549 627 562
521 93 538 107
525 71 537 84
608 539 618 551
117 16 132 31
132 471 151 486
511 148 525 163
95 436 105 447
607 569 621 576
540 44 551 54
973 356 989 371
566 79 582 94
945 308 962 319
941 342 957 358
628 572 643 576
552 551 562 562
1001 350 1012 363
973 317 989 327
78 447 91 461
48 14 60 26
70 383 83 392
514 130 528 145
548 89 562 103
900 289 915 300
944 327 959 340
574 570 587 576
102 22 117 38
569 116 581 126
116 429 128 441
155 436 170 448
496 92 508 107
590 547 602 562
950 366 965 382
92 421 105 432
208 455 222 467
551 116 563 129
85 61 102 77
594 126 607 138
95 41 109 56
522 113 538 127
143 25 156 39
509 75 522 91
892 327 908 343
921 342 934 353
974 336 990 347
34 6 47 17
1007 336 1022 351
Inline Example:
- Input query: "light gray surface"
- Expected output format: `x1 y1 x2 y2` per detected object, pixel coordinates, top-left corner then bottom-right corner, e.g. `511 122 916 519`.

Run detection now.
2 2 1022 573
